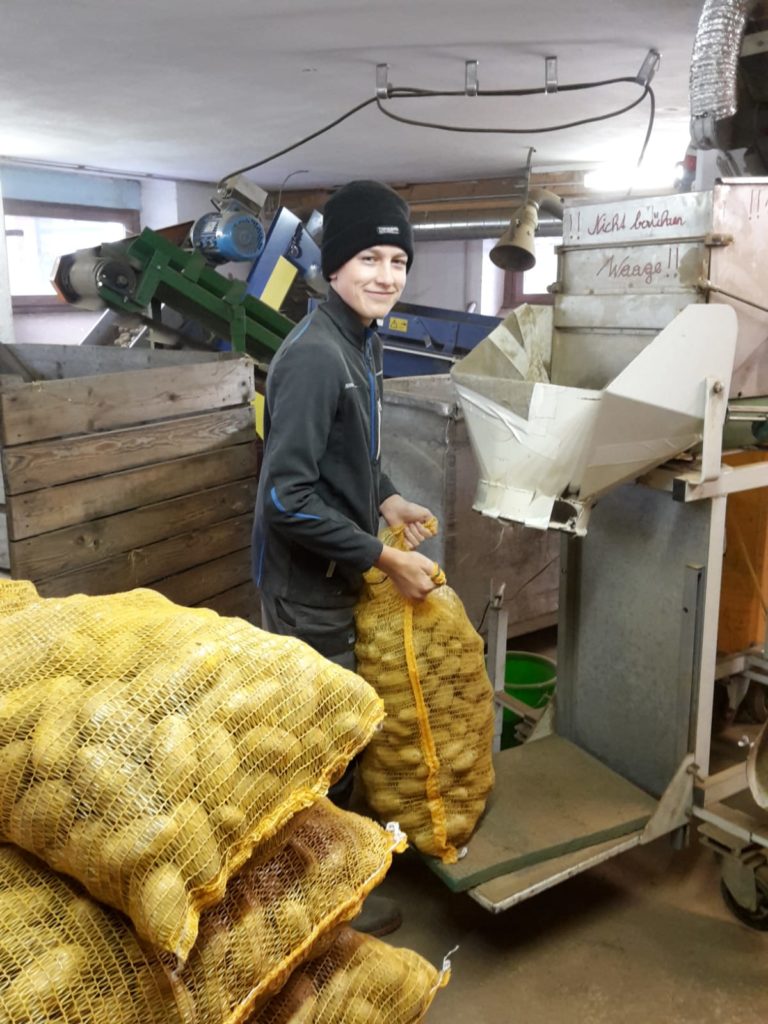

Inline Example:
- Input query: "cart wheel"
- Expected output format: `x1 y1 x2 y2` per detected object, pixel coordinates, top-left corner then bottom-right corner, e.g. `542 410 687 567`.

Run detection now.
744 681 768 725
720 879 768 931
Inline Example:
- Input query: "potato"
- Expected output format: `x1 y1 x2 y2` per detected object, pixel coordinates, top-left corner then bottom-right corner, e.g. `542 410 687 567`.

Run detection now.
369 744 400 771
381 716 412 741
0 943 86 1020
209 802 247 841
150 713 199 802
242 725 302 776
0 740 32 832
49 818 108 894
272 896 313 951
367 790 402 817
0 683 43 742
397 777 427 799
128 863 192 956
8 780 78 855
397 746 423 767
192 723 246 809
312 971 351 1020
170 800 222 888
74 743 161 817
78 691 149 753
97 814 179 897
395 704 419 724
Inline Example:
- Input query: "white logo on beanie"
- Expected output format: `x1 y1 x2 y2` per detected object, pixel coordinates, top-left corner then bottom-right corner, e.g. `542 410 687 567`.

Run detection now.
376 226 400 235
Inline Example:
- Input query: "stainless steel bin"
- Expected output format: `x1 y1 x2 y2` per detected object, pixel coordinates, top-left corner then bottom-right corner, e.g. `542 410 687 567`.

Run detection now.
382 374 558 637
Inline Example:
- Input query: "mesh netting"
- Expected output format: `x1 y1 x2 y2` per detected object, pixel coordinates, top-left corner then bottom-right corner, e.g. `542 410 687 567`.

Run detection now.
180 800 406 1022
0 580 384 961
355 526 495 862
249 924 449 1024
0 801 405 1024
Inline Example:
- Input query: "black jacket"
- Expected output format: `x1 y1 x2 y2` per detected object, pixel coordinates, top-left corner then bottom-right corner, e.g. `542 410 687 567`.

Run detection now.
252 288 398 607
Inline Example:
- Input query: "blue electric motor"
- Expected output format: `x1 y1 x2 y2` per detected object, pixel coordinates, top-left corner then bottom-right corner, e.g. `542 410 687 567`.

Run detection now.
191 206 266 263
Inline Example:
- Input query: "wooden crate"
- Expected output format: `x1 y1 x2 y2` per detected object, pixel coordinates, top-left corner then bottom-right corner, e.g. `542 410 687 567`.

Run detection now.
0 344 261 623
718 450 768 654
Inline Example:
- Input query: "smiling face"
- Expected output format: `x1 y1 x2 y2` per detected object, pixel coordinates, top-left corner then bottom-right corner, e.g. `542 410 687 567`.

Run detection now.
329 245 408 325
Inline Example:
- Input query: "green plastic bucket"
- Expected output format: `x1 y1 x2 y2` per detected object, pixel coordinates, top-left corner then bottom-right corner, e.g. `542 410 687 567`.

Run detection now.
501 651 557 749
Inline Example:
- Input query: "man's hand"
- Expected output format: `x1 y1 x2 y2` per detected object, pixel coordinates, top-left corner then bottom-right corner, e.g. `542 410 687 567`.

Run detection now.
379 494 435 550
375 545 440 601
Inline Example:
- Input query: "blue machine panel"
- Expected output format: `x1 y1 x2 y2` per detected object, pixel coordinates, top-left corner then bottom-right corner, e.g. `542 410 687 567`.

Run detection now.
378 303 500 377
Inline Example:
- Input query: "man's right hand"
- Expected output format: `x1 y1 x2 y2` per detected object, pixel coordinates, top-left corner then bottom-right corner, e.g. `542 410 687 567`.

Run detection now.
374 545 440 601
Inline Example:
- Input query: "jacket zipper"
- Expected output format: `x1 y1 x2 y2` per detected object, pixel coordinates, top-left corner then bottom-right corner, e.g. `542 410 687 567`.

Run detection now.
364 334 377 461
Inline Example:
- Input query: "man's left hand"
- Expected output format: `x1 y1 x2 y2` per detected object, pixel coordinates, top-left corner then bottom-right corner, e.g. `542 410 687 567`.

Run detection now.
380 494 435 550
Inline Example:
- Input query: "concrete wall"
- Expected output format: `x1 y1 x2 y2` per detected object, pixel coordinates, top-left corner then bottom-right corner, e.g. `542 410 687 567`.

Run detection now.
0 179 14 344
403 237 505 317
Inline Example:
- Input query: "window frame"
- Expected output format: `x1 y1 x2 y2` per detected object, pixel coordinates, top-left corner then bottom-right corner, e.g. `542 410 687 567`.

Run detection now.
502 271 555 308
4 199 140 313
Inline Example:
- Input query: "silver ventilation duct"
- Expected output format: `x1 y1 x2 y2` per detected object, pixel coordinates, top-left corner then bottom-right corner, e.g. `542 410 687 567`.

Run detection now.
690 0 757 147
410 208 564 241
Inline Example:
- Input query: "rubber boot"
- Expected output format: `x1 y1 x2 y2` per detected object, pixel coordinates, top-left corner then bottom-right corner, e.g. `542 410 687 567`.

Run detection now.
349 893 403 937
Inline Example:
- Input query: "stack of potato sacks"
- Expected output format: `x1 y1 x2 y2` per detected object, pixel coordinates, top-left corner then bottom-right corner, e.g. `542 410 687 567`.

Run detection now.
0 579 449 1023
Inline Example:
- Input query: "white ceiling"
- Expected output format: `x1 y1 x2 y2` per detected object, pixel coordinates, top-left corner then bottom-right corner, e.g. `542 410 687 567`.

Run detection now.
0 0 704 189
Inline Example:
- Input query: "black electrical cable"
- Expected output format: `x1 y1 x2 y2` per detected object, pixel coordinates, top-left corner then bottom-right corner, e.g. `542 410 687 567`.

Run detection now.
218 75 655 185
375 85 651 135
217 96 377 188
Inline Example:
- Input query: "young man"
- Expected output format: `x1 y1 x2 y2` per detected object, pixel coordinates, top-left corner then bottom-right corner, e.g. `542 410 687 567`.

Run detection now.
253 180 439 667
252 180 437 936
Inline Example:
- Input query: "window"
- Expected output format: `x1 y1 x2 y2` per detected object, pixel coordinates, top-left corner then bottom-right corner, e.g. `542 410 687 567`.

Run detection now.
502 235 561 308
4 200 140 312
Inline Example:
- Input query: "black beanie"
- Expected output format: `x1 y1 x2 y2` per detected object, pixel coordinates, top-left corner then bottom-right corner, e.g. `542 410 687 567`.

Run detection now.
321 180 414 280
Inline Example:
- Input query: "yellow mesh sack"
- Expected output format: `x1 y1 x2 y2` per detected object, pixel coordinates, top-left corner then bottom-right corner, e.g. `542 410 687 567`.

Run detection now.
181 799 406 1022
0 800 405 1024
249 924 450 1024
355 524 495 863
0 577 38 615
0 581 384 962
0 843 187 1024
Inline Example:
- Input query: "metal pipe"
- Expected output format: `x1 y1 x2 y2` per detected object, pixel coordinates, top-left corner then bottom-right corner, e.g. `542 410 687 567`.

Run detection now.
410 207 563 241
690 0 757 147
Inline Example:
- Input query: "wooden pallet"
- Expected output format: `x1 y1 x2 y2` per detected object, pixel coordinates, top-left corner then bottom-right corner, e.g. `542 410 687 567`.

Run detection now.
0 344 260 623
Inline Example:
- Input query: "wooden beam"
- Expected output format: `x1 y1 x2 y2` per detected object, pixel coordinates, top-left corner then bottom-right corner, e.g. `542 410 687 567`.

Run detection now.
35 515 252 599
9 478 258 580
0 358 254 446
6 442 258 540
275 171 588 218
2 405 256 495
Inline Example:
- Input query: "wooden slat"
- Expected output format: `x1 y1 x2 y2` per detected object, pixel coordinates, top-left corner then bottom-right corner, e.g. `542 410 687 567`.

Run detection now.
0 358 254 446
9 478 258 580
35 515 252 599
2 406 255 495
6 442 258 540
196 580 260 624
0 343 227 381
154 548 252 606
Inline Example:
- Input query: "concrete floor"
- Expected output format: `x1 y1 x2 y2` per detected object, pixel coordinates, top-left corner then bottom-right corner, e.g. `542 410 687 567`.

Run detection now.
372 628 768 1024
380 829 768 1024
